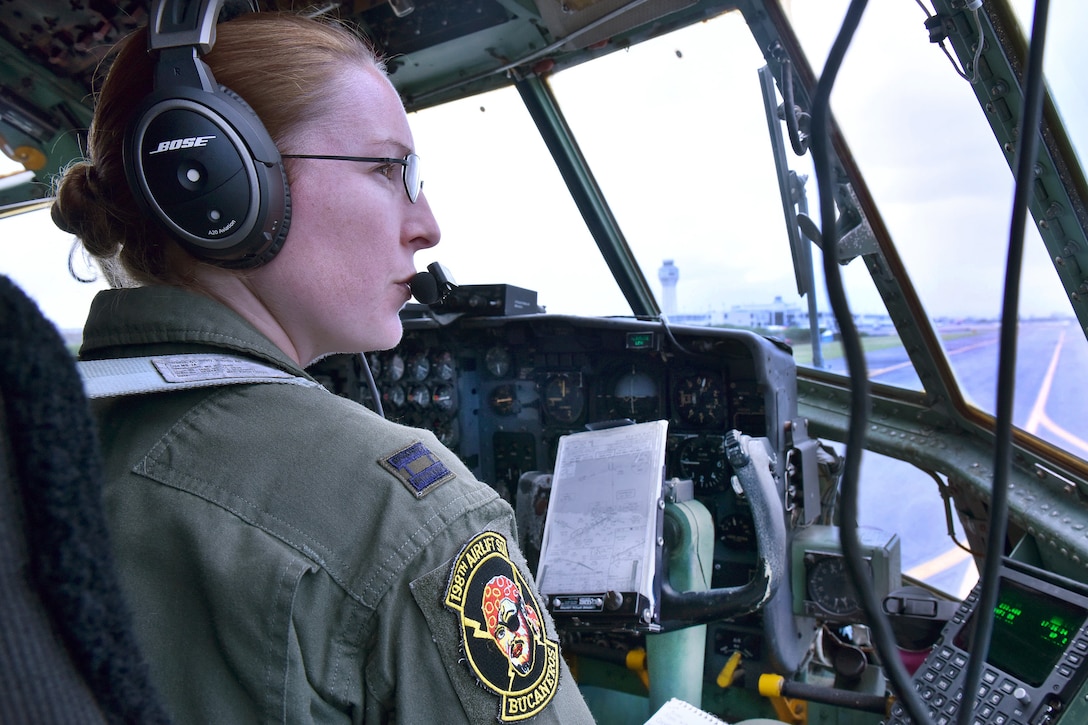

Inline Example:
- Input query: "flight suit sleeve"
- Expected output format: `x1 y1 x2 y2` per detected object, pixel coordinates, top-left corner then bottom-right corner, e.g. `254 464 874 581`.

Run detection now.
406 520 596 724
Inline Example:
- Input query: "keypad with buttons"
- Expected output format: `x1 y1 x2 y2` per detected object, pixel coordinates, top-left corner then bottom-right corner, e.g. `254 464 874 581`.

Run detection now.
882 566 1088 725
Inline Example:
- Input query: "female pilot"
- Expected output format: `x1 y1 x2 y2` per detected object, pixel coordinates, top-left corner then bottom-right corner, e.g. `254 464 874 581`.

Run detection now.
51 11 593 724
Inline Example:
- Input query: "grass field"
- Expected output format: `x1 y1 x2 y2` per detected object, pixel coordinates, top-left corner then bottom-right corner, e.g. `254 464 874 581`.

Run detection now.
784 330 979 366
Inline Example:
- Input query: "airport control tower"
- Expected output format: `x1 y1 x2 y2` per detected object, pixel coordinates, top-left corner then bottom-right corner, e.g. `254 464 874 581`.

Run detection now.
658 259 679 315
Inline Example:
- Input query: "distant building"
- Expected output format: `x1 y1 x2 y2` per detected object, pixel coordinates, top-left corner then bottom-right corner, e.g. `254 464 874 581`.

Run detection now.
652 265 892 335
725 296 893 336
726 296 804 329
658 259 679 316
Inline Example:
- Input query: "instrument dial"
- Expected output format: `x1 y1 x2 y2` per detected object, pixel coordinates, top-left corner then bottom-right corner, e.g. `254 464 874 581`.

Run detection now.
384 353 405 382
408 384 430 408
806 554 864 617
674 372 725 427
597 365 660 421
717 512 756 551
406 352 430 382
431 350 456 381
485 346 511 377
677 435 728 491
366 353 382 379
542 373 584 424
382 383 406 409
488 384 521 415
435 418 461 449
432 383 456 411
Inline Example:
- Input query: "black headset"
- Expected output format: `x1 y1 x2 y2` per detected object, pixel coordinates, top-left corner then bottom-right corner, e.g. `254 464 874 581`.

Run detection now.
123 0 290 269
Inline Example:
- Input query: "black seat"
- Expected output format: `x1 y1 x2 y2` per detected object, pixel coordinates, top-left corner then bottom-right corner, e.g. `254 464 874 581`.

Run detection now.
0 274 170 724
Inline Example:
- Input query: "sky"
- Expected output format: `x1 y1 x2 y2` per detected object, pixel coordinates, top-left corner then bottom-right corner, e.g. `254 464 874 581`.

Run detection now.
1 0 1085 331
408 0 1087 322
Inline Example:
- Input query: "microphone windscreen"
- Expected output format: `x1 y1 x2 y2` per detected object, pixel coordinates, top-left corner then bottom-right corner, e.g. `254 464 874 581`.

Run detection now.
409 271 439 305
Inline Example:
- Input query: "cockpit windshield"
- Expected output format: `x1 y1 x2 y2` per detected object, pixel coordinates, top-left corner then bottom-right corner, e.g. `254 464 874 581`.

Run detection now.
1008 0 1087 167
411 2 1088 466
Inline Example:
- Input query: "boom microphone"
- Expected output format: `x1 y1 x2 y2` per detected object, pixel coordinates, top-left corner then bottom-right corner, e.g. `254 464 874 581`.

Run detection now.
409 270 438 304
409 261 457 305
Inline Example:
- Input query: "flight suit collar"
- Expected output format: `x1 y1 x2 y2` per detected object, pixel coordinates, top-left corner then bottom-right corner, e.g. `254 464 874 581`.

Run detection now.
79 286 304 378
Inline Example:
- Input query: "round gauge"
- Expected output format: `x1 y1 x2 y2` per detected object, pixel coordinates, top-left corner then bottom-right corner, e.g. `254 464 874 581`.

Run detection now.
408 384 430 408
432 383 456 411
488 384 521 416
406 352 430 382
384 353 405 382
617 370 657 409
600 367 657 418
431 350 456 381
485 346 511 378
677 435 727 491
674 372 725 427
717 512 757 551
382 383 406 409
542 373 584 424
366 353 382 379
493 431 537 499
434 418 461 449
805 554 863 617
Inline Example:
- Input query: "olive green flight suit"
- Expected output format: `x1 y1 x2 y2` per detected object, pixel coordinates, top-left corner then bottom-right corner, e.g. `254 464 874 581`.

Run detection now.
80 286 595 724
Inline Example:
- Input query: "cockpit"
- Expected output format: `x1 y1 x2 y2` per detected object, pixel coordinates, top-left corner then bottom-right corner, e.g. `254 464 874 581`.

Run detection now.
2 1 1088 724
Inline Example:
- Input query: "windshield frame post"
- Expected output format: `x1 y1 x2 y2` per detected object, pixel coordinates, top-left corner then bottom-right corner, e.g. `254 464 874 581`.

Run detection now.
515 73 660 318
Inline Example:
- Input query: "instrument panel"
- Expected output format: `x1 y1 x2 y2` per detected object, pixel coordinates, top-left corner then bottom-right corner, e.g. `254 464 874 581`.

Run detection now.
311 313 797 502
309 311 814 673
310 310 809 593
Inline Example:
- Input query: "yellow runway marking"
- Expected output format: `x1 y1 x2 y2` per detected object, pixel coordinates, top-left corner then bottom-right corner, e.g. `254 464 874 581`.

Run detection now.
869 334 998 379
1023 329 1088 456
869 360 914 378
905 546 972 583
1025 328 1064 435
959 560 980 600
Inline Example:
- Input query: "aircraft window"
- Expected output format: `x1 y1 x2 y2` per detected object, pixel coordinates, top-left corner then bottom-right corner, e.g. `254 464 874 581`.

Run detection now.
787 1 1088 463
545 11 924 390
0 205 106 335
851 446 979 598
409 87 630 318
1008 1 1088 168
5 3 1086 468
0 9 924 398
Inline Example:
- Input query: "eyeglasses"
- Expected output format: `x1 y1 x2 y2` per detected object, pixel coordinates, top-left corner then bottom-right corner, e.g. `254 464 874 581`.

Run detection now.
280 153 422 203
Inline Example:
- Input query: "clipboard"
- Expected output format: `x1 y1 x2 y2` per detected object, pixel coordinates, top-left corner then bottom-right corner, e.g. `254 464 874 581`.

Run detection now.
535 420 668 631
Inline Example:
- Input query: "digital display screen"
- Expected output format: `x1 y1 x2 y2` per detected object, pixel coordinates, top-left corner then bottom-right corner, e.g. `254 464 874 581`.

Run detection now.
625 332 656 350
955 576 1088 687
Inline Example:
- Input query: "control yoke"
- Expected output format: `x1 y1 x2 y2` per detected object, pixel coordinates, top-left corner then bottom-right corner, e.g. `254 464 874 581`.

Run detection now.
659 430 786 629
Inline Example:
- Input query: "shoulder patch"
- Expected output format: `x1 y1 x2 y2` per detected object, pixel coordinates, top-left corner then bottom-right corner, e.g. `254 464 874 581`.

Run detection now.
379 441 455 498
444 531 561 722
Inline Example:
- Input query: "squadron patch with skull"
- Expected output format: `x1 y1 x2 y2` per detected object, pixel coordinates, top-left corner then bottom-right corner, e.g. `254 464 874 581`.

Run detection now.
444 530 560 721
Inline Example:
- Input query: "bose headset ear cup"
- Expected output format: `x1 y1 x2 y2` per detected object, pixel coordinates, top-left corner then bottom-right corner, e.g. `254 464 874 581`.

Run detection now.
222 92 291 270
123 11 291 269
206 83 290 270
234 150 290 269
205 83 290 269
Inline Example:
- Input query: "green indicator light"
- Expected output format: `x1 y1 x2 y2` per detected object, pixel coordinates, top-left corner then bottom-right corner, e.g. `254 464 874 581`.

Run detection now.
626 332 656 350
